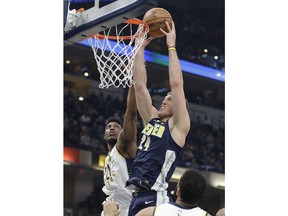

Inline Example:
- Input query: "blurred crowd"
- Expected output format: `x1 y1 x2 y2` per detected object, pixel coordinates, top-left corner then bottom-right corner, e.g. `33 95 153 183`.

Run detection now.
64 89 225 173
145 5 225 71
64 65 224 111
64 3 224 216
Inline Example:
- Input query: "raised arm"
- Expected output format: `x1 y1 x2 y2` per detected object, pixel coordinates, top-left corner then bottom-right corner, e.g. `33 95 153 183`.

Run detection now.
133 37 158 125
116 86 138 158
160 21 191 147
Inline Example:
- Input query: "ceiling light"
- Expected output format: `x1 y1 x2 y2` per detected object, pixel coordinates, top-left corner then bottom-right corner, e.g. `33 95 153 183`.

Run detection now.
84 72 89 77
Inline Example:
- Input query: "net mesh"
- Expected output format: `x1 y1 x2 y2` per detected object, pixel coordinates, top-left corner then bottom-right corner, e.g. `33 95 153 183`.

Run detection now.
88 20 149 89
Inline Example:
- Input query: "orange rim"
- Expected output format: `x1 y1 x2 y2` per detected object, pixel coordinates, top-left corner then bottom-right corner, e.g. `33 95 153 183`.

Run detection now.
87 18 149 40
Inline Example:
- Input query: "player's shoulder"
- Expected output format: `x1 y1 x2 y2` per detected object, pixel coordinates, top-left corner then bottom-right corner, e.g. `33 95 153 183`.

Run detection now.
155 203 176 211
193 207 210 215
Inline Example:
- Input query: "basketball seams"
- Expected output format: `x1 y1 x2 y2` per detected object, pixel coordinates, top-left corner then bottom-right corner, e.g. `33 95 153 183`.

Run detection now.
145 17 172 23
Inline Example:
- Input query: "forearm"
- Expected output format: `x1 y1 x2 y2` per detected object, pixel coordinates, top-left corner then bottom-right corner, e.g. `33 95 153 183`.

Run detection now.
133 47 147 90
121 113 137 144
119 87 138 157
125 86 137 115
168 48 183 88
161 21 183 89
133 47 155 124
122 87 137 142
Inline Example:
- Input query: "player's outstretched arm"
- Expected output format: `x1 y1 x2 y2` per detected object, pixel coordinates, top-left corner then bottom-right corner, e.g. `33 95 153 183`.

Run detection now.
133 37 158 125
117 86 137 158
160 21 190 147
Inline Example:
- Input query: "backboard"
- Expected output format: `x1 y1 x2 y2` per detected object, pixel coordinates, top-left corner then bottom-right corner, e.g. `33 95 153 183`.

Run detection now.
64 0 159 46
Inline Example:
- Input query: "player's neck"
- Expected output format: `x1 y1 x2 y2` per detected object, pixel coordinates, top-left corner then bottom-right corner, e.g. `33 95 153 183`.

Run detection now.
176 198 198 209
107 143 115 152
159 116 170 123
106 139 117 152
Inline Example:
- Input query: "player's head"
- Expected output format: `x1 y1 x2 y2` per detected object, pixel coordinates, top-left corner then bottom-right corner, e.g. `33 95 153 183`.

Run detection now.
104 117 123 145
176 168 207 205
158 92 188 119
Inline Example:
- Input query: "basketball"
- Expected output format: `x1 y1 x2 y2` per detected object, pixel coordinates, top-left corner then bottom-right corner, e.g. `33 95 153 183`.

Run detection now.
143 8 173 38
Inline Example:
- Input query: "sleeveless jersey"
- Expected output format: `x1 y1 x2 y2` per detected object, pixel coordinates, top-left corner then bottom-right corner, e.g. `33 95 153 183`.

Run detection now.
127 118 183 192
154 203 208 216
102 145 134 216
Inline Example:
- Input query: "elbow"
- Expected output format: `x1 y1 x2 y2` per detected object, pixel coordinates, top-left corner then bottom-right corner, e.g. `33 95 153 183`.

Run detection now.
134 82 146 93
170 79 183 88
126 109 137 116
126 107 137 115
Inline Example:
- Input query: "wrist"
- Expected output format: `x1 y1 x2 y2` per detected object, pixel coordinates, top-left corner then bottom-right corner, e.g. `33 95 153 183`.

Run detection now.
168 46 176 51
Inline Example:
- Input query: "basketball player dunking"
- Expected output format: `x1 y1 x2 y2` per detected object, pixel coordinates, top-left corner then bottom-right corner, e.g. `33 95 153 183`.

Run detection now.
101 86 138 216
126 20 191 216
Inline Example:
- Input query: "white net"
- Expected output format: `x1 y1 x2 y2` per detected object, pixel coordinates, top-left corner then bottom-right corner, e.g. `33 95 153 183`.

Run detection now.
88 19 149 89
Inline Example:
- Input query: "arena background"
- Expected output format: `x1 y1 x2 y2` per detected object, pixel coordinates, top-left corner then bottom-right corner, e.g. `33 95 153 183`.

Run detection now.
2 0 288 215
64 0 224 215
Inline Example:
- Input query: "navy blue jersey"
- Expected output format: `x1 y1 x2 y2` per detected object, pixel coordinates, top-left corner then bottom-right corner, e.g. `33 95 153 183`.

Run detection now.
127 118 184 191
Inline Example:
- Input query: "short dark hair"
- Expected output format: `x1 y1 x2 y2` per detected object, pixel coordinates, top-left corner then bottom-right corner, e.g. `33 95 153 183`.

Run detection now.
179 168 207 205
105 117 123 127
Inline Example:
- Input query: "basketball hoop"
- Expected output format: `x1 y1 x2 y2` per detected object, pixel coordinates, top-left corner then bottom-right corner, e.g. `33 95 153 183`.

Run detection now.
87 18 149 89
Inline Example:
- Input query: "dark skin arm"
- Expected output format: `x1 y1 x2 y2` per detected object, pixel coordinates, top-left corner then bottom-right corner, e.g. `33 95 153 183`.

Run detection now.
116 86 138 158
